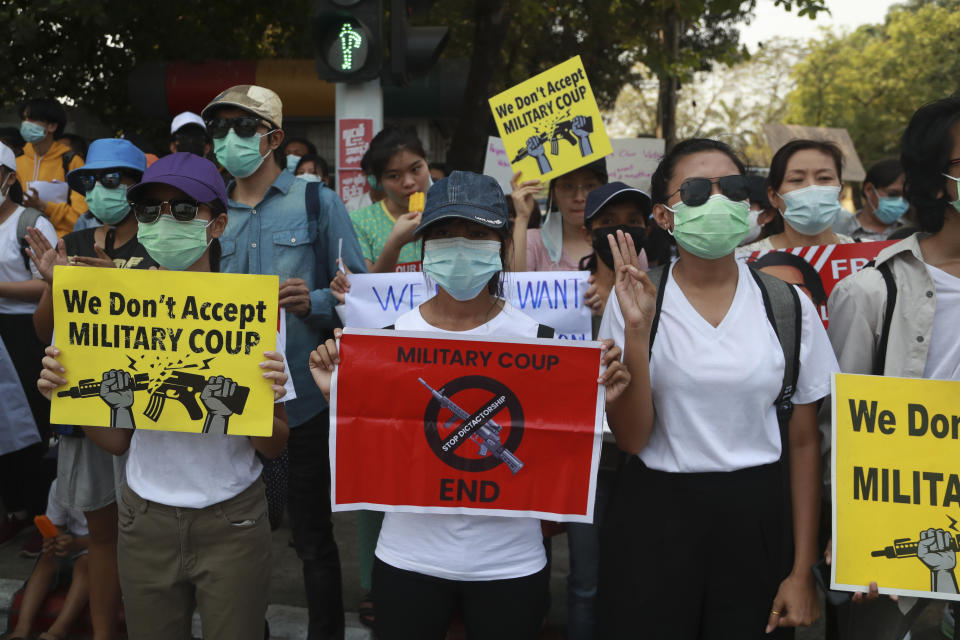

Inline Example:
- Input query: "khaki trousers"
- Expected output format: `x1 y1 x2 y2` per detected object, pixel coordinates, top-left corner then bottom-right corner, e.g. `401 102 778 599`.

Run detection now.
117 479 271 640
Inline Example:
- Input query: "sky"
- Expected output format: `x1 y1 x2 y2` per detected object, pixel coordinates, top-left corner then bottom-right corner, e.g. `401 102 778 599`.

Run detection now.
740 0 902 51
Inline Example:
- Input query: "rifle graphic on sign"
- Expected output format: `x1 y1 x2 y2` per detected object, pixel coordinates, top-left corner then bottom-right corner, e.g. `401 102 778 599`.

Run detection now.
419 378 524 474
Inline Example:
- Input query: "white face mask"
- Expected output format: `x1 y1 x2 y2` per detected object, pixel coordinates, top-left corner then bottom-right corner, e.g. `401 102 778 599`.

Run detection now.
738 208 763 245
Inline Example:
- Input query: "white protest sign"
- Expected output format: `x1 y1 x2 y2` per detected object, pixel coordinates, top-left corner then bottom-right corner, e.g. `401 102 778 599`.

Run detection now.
345 271 592 340
483 137 665 194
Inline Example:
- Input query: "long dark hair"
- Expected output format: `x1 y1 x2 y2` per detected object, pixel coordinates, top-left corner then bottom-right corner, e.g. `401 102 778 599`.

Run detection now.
901 96 960 233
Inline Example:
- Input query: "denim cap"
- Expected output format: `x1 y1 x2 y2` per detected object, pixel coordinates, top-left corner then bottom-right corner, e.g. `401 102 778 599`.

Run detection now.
414 171 509 237
127 152 229 210
67 138 147 194
584 181 652 222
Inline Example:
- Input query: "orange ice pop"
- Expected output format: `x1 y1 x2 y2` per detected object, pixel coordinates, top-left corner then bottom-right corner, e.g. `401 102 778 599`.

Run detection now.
408 192 426 214
34 515 59 539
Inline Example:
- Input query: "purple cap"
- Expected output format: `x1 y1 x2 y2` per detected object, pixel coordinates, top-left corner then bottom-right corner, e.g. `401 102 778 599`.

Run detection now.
127 152 228 210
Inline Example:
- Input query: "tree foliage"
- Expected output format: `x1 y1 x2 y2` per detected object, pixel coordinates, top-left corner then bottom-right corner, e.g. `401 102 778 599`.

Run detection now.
785 1 960 167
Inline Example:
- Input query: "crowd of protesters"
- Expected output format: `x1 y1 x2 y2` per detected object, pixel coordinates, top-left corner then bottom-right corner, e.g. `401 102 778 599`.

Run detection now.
1 84 958 640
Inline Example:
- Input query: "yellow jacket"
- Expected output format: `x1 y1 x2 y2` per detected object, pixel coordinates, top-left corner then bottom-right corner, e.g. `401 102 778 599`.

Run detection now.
16 140 87 237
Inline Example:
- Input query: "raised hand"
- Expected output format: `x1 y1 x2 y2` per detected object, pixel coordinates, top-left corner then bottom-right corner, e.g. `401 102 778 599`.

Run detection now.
571 115 593 157
24 227 66 283
526 135 551 174
73 244 117 269
509 171 542 224
608 230 656 331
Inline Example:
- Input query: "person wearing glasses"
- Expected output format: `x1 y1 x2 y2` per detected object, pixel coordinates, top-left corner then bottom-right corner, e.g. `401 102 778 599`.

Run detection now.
17 137 153 640
739 140 854 254
200 85 367 640
36 152 292 640
597 138 838 638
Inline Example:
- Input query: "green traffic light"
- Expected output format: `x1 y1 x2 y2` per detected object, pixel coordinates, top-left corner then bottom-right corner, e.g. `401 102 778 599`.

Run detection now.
338 22 364 71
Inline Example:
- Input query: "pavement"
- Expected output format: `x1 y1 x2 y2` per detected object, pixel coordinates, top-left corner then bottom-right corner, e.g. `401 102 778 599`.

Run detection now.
0 509 948 639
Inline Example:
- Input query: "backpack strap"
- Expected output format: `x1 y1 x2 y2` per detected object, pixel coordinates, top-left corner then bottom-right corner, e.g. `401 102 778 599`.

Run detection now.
644 263 669 357
61 151 76 200
306 180 322 222
874 261 897 377
536 324 555 338
749 267 802 423
16 207 44 271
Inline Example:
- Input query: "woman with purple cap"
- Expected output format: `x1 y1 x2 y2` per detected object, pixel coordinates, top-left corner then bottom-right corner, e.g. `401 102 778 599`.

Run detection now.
309 170 632 640
37 152 292 640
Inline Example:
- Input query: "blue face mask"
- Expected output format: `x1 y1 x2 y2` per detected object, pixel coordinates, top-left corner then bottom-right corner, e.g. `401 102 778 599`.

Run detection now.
213 129 274 178
778 185 842 235
20 121 46 144
86 183 131 225
423 237 502 301
871 185 909 225
137 214 213 271
286 154 301 172
296 173 323 183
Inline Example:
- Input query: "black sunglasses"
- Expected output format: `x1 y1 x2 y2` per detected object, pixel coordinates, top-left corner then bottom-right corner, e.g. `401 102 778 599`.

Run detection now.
204 116 265 139
130 199 202 224
78 171 127 192
669 176 750 207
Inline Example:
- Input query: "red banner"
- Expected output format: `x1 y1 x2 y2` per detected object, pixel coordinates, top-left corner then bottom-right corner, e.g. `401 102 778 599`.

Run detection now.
331 329 604 521
338 118 373 170
743 241 895 327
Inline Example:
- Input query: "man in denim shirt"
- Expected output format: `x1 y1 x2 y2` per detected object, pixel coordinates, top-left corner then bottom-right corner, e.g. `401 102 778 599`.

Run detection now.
203 85 367 640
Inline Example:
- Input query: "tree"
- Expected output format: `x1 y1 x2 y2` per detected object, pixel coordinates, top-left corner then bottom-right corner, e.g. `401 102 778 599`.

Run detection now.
785 2 960 167
609 38 810 167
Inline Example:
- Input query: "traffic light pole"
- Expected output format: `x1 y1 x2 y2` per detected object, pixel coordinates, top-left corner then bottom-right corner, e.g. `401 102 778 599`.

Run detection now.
334 79 383 204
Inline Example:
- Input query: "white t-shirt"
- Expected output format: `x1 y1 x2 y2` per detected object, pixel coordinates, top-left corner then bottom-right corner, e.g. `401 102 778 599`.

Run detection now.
375 301 548 581
126 333 296 509
923 264 960 380
599 261 838 473
0 206 57 314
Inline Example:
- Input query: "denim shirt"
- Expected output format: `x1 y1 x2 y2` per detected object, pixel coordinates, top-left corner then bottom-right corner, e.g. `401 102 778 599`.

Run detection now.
220 170 367 427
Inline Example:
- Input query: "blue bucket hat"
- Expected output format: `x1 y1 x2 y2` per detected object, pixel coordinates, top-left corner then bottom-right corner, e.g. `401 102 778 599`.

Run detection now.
414 171 508 237
67 138 147 194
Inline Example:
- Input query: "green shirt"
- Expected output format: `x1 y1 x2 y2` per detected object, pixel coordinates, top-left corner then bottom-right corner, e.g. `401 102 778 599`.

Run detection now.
350 200 422 271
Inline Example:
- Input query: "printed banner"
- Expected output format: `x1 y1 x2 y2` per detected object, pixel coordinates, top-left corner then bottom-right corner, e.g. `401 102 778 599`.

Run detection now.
740 241 895 327
483 136 665 195
344 271 592 340
331 329 604 520
339 169 368 204
488 56 612 184
338 118 373 170
51 266 279 436
832 373 960 601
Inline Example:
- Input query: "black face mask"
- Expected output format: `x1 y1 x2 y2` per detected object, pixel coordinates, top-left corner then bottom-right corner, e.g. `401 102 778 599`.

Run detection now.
591 224 646 270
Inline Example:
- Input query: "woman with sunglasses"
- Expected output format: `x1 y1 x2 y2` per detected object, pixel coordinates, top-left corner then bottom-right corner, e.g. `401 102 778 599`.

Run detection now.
37 152 292 640
310 171 630 640
19 137 153 640
739 140 854 254
596 138 838 638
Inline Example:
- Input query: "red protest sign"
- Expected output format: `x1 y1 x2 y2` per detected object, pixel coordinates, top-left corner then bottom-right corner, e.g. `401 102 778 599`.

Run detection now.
331 329 604 521
338 118 373 170
744 241 895 327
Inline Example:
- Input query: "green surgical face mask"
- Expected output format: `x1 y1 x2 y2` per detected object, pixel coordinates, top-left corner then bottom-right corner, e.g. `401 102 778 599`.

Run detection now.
137 214 212 271
213 129 272 178
666 194 750 259
87 183 131 225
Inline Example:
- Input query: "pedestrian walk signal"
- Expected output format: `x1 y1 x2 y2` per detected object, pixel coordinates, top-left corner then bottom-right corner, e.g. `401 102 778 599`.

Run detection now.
314 0 383 82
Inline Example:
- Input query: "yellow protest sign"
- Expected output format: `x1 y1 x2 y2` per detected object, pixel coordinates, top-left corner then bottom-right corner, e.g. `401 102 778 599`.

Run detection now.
51 266 279 437
488 56 612 183
833 373 960 601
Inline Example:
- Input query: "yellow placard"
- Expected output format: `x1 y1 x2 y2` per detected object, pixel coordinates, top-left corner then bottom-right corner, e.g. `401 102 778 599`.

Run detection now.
51 266 279 437
488 56 612 183
833 373 960 600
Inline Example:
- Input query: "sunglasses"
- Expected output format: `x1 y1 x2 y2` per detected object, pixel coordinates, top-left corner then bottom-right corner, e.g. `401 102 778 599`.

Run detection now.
78 171 127 192
669 175 750 207
204 116 265 139
130 199 202 224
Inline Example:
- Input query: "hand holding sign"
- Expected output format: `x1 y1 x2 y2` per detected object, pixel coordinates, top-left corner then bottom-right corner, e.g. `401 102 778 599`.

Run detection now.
309 328 342 400
597 338 630 403
509 171 542 225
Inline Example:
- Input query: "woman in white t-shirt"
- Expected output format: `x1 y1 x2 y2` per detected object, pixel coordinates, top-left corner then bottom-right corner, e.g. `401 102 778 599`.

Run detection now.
596 138 839 639
37 153 291 640
0 140 58 542
310 171 629 640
